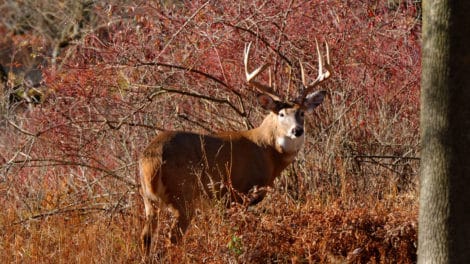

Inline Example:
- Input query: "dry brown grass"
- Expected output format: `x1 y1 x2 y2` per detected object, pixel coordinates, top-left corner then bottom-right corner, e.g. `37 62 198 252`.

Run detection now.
1 187 417 263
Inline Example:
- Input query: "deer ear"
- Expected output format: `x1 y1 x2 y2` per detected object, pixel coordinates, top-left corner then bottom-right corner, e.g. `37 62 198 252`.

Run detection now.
257 94 279 112
302 90 326 112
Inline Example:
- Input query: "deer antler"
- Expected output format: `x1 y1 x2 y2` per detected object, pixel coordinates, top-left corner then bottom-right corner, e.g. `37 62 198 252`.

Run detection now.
244 42 280 100
298 39 332 103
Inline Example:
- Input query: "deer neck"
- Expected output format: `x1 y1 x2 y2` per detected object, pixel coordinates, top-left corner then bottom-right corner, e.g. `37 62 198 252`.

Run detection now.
244 112 304 164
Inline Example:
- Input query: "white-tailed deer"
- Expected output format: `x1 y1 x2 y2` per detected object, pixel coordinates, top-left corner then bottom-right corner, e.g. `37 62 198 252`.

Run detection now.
139 40 332 255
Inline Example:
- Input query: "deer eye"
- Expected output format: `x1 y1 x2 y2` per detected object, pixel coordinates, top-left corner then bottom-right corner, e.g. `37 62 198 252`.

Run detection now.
279 112 285 117
299 111 305 117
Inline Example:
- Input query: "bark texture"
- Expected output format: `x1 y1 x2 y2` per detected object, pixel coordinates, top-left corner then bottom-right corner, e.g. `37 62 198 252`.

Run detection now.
419 1 470 263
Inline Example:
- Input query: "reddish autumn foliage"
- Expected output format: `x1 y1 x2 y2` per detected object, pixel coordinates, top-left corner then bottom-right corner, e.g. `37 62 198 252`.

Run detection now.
1 1 420 262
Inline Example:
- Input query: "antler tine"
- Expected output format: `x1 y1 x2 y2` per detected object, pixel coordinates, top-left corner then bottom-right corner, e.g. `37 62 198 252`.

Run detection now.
268 67 272 87
299 59 307 87
325 40 330 66
316 39 323 79
244 42 280 100
244 42 268 82
299 39 332 102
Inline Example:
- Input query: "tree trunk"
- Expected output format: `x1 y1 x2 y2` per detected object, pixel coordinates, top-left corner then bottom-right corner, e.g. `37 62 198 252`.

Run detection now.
419 1 470 263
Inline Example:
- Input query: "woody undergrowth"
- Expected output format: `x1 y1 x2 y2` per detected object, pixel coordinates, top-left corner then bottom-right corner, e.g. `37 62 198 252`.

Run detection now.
1 1 420 263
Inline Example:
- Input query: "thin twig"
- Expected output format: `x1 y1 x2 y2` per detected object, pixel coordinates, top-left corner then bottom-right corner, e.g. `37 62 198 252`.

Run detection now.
223 22 292 66
133 61 238 94
155 0 212 61
12 207 107 225
6 158 137 187
353 155 420 161
136 84 246 118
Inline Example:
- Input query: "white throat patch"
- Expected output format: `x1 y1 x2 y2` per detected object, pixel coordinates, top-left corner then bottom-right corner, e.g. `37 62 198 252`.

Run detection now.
276 135 304 156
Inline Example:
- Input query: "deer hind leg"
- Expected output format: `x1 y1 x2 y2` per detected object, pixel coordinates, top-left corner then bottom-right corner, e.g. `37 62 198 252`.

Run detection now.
141 193 157 256
139 157 163 256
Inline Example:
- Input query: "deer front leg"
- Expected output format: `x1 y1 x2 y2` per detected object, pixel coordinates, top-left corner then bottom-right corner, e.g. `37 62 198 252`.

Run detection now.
169 203 194 244
247 186 268 206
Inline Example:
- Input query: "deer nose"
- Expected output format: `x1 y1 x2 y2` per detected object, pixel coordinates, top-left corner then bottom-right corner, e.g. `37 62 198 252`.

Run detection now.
292 127 304 137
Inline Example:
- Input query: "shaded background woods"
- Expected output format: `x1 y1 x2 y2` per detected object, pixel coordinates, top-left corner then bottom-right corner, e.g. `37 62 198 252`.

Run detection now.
1 0 420 263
